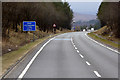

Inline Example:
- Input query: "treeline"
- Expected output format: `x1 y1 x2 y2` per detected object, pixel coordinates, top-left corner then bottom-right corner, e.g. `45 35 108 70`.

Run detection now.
2 2 73 38
97 2 120 38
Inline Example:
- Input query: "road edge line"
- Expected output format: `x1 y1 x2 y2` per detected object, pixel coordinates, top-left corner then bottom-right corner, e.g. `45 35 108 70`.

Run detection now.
85 32 120 54
18 37 55 79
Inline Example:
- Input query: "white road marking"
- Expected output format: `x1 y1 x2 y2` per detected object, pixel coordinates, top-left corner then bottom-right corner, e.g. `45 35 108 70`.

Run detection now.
18 37 55 78
79 54 84 58
71 37 76 47
86 61 91 66
71 36 102 78
94 71 101 78
85 32 120 54
75 47 77 50
73 45 76 47
72 42 75 45
77 50 79 53
71 37 74 45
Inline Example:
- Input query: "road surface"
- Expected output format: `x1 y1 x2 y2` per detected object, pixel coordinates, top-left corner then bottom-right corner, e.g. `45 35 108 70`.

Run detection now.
3 32 118 79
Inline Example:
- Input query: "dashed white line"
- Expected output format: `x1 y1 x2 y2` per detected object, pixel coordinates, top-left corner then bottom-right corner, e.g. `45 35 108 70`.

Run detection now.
94 71 101 78
85 32 119 54
71 37 83 59
77 50 79 53
71 37 74 44
72 42 75 45
86 61 91 66
71 37 73 43
71 37 102 78
18 37 55 78
75 47 77 50
71 37 77 48
79 54 84 58
73 44 75 47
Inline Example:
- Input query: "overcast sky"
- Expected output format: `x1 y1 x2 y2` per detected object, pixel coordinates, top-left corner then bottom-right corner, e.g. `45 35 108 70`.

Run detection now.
69 2 101 15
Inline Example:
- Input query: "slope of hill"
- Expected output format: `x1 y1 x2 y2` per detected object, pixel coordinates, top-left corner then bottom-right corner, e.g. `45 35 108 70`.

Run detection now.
75 19 101 27
72 19 101 31
73 12 97 22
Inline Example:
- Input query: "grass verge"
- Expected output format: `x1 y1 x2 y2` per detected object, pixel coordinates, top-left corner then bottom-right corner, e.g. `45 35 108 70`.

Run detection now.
88 32 119 49
2 33 61 77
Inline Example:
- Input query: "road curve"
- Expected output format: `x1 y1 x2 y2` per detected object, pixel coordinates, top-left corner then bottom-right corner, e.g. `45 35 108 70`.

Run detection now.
4 32 118 79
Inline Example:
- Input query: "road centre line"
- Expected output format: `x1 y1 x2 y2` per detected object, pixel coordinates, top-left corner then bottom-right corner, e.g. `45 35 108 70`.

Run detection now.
77 50 79 53
73 45 76 47
71 36 102 78
71 37 76 47
79 54 84 58
71 37 84 58
71 37 102 78
75 47 77 50
94 71 102 78
86 61 91 66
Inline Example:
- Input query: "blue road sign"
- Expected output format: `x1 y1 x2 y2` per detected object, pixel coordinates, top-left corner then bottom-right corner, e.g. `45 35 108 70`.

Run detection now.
23 21 36 31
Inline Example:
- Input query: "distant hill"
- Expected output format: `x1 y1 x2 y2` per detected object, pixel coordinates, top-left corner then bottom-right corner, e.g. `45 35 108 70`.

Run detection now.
75 19 100 27
73 12 97 22
72 19 101 30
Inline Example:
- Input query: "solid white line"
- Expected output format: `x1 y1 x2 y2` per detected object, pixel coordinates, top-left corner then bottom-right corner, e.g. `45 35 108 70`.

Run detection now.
86 61 91 66
77 50 79 53
18 37 55 78
79 54 84 58
85 33 120 54
94 71 101 78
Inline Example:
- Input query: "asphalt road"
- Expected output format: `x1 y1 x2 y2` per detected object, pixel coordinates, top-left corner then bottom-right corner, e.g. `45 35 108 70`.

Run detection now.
4 32 118 79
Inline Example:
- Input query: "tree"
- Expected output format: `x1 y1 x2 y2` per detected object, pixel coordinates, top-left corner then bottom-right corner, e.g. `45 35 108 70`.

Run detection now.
2 2 73 38
97 2 119 37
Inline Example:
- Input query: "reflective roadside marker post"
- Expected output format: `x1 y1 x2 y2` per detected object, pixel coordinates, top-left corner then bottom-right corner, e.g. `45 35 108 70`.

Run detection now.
23 21 36 42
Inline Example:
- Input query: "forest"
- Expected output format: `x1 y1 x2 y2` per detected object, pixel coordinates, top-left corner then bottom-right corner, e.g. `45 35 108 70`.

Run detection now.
2 2 73 38
2 2 73 54
97 2 120 38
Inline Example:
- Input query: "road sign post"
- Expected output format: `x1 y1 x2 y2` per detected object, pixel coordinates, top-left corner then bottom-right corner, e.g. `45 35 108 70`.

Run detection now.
53 24 56 34
23 21 36 42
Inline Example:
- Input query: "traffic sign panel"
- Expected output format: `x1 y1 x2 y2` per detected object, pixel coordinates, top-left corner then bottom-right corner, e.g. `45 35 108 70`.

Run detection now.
23 21 36 31
53 24 56 28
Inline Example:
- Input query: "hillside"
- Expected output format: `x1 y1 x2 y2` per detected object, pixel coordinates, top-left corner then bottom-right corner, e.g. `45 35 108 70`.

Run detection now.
75 19 100 27
73 12 97 22
72 19 101 31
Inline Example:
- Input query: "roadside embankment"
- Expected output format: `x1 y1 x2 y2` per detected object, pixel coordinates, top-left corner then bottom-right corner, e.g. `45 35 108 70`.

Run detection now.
2 29 72 77
87 26 120 50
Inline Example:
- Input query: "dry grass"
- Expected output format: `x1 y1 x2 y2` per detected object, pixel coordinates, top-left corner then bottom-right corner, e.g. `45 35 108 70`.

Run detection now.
2 35 52 76
95 26 107 35
95 26 120 42
88 33 119 49
2 29 51 54
88 26 120 49
2 27 70 77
